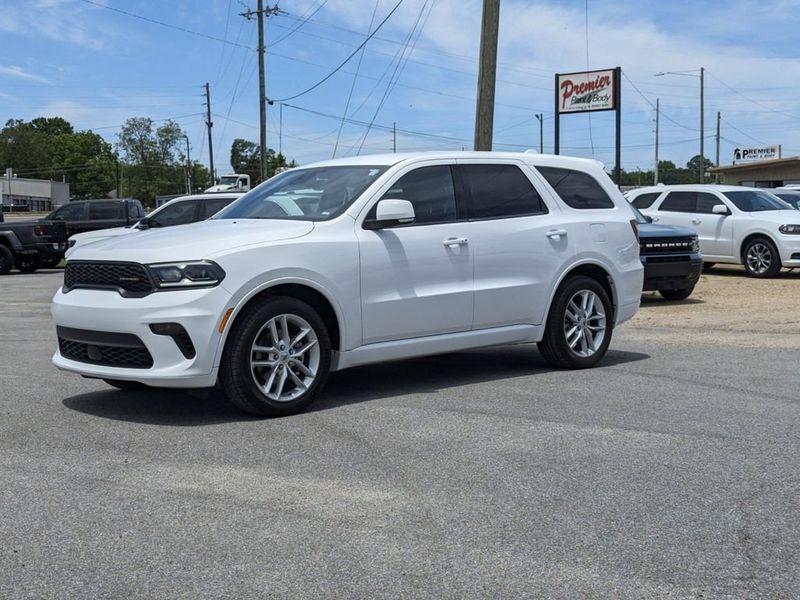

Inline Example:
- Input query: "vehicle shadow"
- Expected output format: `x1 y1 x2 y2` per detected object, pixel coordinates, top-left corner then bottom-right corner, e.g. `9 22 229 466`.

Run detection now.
639 294 706 307
705 266 800 279
62 345 650 425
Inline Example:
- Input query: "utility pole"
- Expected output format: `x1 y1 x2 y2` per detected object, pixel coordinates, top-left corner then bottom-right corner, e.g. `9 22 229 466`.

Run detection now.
535 113 543 153
279 103 283 157
700 66 705 183
183 134 192 194
473 0 500 151
654 98 659 185
715 110 721 183
242 2 281 182
392 122 397 153
204 82 215 187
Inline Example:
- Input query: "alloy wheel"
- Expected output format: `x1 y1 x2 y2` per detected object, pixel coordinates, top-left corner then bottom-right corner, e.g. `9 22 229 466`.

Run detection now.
249 313 320 402
563 289 607 358
746 242 772 274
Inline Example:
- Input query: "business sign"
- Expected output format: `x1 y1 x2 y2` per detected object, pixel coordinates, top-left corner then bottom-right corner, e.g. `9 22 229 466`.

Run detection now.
733 145 781 164
557 69 616 114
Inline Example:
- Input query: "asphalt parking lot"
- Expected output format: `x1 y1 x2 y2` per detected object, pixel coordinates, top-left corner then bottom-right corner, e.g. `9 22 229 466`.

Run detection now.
1 269 799 598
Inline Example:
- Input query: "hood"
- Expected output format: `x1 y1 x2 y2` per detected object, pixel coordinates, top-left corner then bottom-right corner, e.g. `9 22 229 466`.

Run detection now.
71 226 132 243
69 218 314 263
741 209 800 223
205 184 235 193
637 222 697 238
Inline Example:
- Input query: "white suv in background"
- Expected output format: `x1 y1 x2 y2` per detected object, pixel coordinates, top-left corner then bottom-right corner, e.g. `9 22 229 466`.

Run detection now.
52 152 643 417
629 184 800 277
65 193 244 258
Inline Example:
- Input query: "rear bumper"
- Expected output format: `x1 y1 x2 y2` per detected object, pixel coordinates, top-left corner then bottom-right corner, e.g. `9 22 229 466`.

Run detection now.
641 254 702 291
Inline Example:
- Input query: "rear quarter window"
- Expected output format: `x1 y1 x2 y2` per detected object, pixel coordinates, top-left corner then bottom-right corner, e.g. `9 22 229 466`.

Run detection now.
630 192 660 209
537 166 615 209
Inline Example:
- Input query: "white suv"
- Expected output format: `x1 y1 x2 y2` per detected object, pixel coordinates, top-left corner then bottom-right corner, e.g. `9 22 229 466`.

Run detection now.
52 152 643 416
629 184 800 277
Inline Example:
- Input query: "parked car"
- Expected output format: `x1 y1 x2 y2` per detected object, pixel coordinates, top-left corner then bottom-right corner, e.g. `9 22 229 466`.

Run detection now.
52 152 644 417
46 198 146 237
771 188 800 210
0 211 68 274
628 184 800 277
66 193 244 258
630 204 702 300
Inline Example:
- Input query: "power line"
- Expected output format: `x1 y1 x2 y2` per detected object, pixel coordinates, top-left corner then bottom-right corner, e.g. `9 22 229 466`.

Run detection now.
77 0 255 49
720 117 768 146
266 0 330 48
621 71 699 132
267 0 404 103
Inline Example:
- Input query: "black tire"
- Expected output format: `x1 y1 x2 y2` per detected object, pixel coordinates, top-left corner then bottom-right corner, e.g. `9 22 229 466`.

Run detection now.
16 255 39 273
659 286 694 301
538 275 613 369
742 237 782 278
0 245 13 275
220 296 331 417
103 379 153 391
701 262 715 272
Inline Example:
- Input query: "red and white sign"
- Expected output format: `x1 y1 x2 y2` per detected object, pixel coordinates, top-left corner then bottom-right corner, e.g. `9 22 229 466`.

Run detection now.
557 69 616 114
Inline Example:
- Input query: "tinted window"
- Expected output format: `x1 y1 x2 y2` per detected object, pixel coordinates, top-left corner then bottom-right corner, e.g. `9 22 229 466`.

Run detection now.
631 192 660 209
51 202 85 220
660 191 696 212
127 202 141 220
537 166 614 209
460 164 545 218
218 166 386 221
378 166 456 224
89 202 123 220
202 196 237 219
724 190 791 212
151 201 196 227
775 193 800 209
696 193 722 214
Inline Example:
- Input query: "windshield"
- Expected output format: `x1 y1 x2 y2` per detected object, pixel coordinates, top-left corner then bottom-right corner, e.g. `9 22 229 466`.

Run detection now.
217 165 387 221
219 176 238 185
774 193 800 209
723 190 790 212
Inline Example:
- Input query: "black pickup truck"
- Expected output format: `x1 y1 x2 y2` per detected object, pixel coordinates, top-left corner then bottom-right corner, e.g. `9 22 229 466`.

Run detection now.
44 198 146 236
631 205 703 300
0 211 68 274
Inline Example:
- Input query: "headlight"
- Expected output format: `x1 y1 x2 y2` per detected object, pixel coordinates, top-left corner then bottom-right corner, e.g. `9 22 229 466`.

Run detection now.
147 260 225 289
692 236 700 252
779 224 800 234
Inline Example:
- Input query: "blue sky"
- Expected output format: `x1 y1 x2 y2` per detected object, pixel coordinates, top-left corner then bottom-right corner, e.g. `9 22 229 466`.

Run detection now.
1 0 799 176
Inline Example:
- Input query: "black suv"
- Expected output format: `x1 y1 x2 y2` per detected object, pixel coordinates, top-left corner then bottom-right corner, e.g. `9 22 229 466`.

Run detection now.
631 204 703 300
0 211 68 274
46 198 145 236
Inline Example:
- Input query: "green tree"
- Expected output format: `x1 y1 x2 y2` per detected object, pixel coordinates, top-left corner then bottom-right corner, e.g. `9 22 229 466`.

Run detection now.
230 137 290 185
686 154 714 183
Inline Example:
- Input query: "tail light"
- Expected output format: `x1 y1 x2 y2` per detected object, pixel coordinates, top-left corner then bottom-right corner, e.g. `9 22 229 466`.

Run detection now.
629 219 640 243
34 223 45 236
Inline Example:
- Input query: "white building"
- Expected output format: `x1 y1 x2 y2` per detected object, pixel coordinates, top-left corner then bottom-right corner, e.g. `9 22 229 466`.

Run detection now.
1 169 70 212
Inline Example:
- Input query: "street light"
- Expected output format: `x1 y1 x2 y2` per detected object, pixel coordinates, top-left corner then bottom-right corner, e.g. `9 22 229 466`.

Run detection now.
534 113 544 153
654 67 705 182
183 134 192 194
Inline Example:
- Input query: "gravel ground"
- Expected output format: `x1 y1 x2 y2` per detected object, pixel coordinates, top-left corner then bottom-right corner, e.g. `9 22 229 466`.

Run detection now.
0 269 798 599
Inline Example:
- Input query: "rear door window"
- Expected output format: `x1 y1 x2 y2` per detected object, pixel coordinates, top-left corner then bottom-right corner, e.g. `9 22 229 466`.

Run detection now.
659 191 696 213
458 163 546 219
537 166 615 209
89 202 124 220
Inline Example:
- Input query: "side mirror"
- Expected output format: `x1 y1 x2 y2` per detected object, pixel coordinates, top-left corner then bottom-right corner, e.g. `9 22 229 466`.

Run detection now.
364 199 415 229
644 214 653 223
712 204 730 215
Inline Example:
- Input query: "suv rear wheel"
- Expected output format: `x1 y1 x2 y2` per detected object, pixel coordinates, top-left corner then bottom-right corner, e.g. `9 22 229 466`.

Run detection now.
743 237 781 278
538 275 613 369
220 297 331 417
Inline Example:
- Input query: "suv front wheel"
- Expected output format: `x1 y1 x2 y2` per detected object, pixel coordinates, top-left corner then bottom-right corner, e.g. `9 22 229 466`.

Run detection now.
538 276 613 369
743 237 781 278
221 297 331 417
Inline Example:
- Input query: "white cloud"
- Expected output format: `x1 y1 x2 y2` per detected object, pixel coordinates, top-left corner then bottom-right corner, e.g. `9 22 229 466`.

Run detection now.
0 65 50 83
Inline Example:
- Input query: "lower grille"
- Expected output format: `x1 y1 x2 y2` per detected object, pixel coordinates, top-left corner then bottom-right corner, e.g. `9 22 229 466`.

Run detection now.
57 327 153 369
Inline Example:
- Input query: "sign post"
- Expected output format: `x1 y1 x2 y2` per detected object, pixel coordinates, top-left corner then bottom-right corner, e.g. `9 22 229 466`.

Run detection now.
554 66 622 184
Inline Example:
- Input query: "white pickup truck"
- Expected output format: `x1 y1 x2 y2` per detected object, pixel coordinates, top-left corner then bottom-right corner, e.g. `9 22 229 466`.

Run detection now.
205 173 251 193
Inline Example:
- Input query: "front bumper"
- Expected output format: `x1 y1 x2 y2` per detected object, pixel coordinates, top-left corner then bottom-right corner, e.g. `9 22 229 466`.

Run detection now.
34 241 67 261
51 284 232 388
641 254 702 291
778 236 800 267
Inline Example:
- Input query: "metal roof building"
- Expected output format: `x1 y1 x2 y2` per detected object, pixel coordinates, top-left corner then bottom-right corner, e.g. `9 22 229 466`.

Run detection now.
709 156 800 188
1 169 70 212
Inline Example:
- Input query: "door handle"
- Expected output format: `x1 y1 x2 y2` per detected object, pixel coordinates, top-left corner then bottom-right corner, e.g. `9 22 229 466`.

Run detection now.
443 237 468 247
546 228 568 240
651 216 659 222
691 218 702 225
